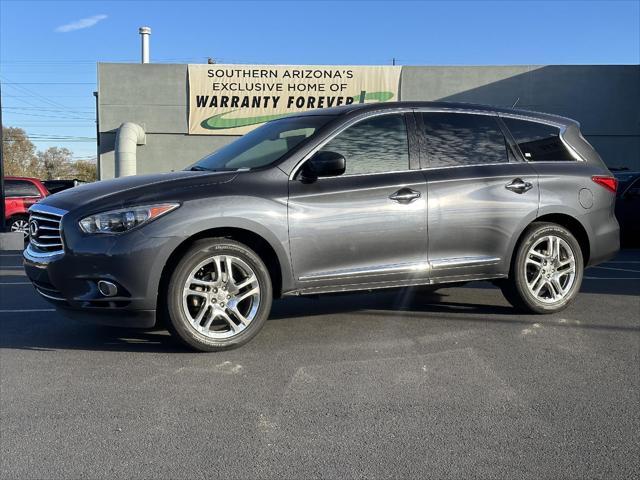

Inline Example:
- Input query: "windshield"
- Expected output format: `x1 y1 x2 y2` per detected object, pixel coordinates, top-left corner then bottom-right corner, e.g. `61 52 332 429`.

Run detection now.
189 115 336 172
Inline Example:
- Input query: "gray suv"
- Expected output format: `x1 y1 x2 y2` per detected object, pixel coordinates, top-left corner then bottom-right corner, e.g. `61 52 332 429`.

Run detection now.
23 102 620 351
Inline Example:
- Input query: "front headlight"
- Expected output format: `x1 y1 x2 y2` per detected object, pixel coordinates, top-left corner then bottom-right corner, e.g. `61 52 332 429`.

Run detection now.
79 203 179 234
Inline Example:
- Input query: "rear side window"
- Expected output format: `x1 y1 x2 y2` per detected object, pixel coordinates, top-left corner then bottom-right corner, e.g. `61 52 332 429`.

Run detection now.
502 117 574 161
5 180 41 197
319 113 409 175
420 112 510 168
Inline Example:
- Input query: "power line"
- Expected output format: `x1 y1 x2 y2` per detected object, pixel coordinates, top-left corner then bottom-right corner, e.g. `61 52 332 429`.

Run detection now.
3 106 94 113
1 82 96 85
3 95 91 98
5 112 94 120
1 76 87 111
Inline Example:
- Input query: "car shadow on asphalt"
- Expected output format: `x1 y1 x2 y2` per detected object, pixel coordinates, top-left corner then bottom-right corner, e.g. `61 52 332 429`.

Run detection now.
0 316 192 353
1 283 638 353
269 287 640 333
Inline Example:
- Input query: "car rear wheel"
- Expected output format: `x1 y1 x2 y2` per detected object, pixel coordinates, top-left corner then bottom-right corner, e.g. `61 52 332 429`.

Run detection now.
501 222 583 314
166 238 272 351
9 216 29 239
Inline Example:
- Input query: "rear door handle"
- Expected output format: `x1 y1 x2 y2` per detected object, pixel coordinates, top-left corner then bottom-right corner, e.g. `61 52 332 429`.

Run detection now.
389 188 421 204
505 178 533 194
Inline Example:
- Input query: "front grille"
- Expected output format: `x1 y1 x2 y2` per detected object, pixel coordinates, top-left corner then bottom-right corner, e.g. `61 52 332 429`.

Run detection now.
28 205 67 255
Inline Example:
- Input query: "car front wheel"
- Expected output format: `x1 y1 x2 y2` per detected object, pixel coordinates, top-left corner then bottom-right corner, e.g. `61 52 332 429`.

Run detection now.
501 222 584 314
165 238 273 351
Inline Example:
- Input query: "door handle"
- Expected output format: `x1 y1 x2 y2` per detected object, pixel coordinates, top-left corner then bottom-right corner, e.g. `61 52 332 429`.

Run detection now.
389 188 421 204
505 178 533 194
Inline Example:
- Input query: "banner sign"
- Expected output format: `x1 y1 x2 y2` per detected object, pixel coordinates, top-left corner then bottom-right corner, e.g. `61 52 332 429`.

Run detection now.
188 64 402 135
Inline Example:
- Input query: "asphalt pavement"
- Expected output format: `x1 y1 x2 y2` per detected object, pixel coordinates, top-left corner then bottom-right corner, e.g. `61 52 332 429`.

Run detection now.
1 249 639 479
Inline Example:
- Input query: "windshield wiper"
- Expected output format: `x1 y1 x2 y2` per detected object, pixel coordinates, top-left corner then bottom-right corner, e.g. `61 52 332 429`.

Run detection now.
187 165 213 171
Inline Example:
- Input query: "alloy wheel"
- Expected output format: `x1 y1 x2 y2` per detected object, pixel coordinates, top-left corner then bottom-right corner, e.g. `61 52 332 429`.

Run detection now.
182 254 261 339
10 219 29 238
524 235 576 304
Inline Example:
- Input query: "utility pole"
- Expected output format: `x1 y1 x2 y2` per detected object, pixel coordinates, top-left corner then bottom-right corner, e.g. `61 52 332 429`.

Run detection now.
0 79 5 232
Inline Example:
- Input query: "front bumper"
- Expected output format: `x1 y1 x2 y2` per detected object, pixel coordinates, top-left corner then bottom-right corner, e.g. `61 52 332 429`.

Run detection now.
23 230 180 329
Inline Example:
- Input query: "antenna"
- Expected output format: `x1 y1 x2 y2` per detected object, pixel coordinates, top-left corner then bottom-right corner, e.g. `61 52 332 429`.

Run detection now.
511 97 520 108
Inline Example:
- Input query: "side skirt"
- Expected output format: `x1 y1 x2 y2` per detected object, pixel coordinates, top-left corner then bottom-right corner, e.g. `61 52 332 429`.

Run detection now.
283 273 507 297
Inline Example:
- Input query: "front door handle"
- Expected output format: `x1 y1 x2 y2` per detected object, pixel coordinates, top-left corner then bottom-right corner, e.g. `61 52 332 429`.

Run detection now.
505 178 533 194
389 188 421 204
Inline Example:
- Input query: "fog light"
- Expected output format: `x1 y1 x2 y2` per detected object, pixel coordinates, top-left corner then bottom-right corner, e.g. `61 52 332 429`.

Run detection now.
97 280 118 297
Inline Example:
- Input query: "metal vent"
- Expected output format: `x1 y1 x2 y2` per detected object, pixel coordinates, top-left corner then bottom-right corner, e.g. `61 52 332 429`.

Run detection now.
28 205 67 255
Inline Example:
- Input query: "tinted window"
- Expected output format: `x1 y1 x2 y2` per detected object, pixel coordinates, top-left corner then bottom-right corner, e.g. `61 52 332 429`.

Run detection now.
420 113 509 167
319 114 409 175
502 117 574 161
5 180 41 197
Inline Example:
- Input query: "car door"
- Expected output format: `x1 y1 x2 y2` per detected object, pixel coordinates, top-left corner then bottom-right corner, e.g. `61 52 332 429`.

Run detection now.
288 112 429 291
4 180 19 217
417 110 540 281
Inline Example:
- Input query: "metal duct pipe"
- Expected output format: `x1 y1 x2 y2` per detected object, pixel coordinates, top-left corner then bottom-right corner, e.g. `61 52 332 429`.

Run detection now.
115 122 146 177
139 26 151 63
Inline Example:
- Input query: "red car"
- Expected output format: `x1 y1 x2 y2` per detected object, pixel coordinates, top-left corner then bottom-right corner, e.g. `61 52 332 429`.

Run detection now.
4 176 49 237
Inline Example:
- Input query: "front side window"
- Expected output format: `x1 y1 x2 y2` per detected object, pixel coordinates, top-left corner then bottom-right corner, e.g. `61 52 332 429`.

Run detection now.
190 115 335 172
502 117 574 161
420 112 509 168
5 180 41 197
319 114 410 175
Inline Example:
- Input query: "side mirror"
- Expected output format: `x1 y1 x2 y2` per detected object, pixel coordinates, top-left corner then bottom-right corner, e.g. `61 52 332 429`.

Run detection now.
301 151 346 182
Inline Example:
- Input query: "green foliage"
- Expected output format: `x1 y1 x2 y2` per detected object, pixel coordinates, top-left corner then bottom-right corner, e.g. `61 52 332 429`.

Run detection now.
2 126 97 182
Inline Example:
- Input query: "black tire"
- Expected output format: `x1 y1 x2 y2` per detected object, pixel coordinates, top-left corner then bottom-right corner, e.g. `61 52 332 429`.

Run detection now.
501 222 584 314
165 238 272 351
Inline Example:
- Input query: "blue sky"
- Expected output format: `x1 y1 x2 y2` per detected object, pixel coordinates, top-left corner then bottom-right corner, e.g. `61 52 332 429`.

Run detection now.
1 0 639 160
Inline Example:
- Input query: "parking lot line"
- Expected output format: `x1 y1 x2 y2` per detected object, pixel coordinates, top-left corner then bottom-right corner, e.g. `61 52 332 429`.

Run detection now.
0 309 56 313
592 266 640 273
584 276 640 280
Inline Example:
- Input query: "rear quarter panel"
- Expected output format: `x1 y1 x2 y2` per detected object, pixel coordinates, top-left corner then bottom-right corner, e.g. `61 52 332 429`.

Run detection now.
530 161 619 265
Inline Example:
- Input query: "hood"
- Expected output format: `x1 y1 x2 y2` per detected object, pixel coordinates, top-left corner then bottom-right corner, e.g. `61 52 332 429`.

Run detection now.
41 170 237 212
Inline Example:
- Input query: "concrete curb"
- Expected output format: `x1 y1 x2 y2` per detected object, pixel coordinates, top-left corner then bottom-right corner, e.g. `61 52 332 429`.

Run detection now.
0 232 25 251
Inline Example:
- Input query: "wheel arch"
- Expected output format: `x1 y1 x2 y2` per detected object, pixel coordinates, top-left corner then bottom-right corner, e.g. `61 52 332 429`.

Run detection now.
7 212 29 222
508 213 591 275
157 227 286 318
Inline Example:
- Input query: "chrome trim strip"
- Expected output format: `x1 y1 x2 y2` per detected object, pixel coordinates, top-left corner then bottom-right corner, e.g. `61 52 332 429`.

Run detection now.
30 215 61 223
430 256 501 270
35 288 66 302
28 204 67 217
30 239 63 248
24 244 65 261
299 261 430 281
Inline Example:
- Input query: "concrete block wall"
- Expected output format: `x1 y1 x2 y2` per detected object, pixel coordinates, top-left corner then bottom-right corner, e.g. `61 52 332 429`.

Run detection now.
97 63 640 179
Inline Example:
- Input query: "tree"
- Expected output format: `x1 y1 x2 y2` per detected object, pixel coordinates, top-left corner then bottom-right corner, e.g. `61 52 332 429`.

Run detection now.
73 159 97 182
37 147 75 180
2 125 98 182
2 126 38 177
